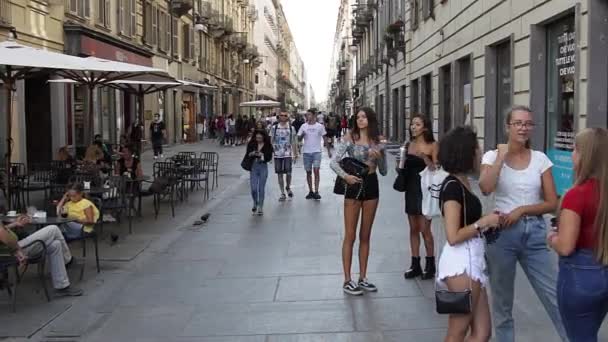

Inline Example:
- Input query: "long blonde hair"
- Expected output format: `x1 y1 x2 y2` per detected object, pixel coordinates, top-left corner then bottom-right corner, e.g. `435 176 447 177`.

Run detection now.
574 128 608 264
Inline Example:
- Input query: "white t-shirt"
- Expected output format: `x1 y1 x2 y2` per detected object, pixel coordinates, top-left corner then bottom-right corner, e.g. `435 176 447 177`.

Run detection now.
317 113 325 125
481 150 553 213
297 122 326 154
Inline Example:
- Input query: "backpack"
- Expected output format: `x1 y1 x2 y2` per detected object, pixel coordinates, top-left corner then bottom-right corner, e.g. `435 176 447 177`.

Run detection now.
273 123 294 142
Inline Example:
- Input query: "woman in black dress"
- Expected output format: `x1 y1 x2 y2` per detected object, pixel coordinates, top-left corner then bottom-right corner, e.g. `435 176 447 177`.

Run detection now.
402 114 438 280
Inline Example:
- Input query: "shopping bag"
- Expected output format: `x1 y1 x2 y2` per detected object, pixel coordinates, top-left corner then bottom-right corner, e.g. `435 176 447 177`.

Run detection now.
420 166 449 219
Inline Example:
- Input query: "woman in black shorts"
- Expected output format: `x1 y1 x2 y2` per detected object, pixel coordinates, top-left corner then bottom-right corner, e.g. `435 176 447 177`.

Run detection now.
331 107 387 296
402 113 438 280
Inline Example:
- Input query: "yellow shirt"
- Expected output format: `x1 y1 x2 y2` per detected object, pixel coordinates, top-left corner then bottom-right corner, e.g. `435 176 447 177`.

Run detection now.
65 198 100 233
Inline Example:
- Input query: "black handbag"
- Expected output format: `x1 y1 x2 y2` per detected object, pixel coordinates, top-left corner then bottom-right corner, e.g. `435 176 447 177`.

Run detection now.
435 180 473 314
333 157 369 196
393 142 409 192
240 153 253 171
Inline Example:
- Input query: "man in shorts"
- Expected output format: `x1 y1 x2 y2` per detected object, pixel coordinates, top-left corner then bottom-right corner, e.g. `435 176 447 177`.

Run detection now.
298 109 326 200
325 112 339 157
271 110 298 201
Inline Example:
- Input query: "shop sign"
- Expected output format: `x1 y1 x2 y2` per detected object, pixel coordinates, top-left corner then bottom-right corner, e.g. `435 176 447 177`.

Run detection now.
81 36 153 67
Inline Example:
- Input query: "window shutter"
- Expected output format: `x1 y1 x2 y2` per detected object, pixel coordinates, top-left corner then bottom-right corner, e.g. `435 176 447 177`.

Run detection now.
97 0 104 22
423 0 433 20
152 4 158 45
190 25 195 62
104 0 110 26
118 0 125 34
69 0 77 14
410 0 419 30
183 23 190 59
172 18 179 57
83 0 90 18
143 1 150 42
129 0 136 37
165 13 171 52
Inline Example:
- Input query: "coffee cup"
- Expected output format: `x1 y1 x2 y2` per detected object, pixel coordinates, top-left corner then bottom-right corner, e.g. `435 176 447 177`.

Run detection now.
83 181 91 190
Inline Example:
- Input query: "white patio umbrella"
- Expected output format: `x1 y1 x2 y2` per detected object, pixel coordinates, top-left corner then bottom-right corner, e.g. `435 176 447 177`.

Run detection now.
239 100 281 108
0 40 174 206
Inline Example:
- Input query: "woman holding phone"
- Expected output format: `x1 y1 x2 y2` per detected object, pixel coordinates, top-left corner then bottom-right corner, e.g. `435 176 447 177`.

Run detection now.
245 129 274 216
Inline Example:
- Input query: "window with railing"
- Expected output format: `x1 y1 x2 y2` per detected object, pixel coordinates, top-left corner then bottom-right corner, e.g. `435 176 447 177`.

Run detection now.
0 0 11 25
66 0 90 19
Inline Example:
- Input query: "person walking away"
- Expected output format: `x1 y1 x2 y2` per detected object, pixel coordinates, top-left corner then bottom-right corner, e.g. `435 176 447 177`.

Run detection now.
293 114 305 155
437 126 502 342
150 113 166 160
197 116 204 141
216 115 226 146
271 110 299 201
479 105 566 342
128 119 144 157
547 128 608 342
226 115 236 146
244 130 273 215
298 108 327 200
341 114 348 136
209 115 216 139
331 107 387 295
326 113 339 157
402 114 438 280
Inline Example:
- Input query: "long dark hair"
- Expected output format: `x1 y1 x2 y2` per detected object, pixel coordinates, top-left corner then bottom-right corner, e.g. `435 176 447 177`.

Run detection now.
408 113 435 143
249 129 271 147
352 107 380 143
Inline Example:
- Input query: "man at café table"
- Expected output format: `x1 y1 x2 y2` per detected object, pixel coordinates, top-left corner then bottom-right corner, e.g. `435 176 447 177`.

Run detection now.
0 216 83 296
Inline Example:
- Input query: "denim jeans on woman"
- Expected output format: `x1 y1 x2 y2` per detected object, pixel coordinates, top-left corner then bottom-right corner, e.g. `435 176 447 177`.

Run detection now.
485 215 567 342
558 249 608 342
250 160 268 208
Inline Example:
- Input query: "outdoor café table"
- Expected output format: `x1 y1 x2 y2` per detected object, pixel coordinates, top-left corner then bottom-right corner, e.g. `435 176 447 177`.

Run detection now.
1 215 75 228
174 165 195 201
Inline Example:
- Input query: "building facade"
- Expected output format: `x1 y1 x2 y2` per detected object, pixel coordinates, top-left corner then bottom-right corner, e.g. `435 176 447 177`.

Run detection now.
343 0 608 195
1 0 268 164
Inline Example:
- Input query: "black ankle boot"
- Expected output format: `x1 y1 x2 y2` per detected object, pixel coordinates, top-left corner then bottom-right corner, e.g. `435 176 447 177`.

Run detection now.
421 256 436 280
404 256 422 279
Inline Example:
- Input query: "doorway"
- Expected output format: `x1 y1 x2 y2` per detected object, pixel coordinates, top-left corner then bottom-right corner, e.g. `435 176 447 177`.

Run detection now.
25 75 52 163
182 92 195 143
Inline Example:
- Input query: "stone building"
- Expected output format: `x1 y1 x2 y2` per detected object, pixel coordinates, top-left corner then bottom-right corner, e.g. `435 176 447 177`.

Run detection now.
344 0 608 195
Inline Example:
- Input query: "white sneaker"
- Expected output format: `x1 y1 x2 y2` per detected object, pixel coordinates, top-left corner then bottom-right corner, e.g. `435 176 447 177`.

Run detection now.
257 207 264 216
160 154 164 158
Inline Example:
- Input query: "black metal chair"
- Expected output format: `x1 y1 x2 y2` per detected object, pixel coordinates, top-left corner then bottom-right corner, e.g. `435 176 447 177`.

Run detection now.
100 176 132 234
183 158 210 201
140 162 178 219
200 152 219 189
7 163 27 211
0 239 51 311
23 163 52 205
177 152 197 160
64 197 101 280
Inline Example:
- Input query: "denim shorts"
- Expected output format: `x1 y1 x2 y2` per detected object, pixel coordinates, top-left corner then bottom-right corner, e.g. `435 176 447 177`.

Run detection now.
303 152 322 171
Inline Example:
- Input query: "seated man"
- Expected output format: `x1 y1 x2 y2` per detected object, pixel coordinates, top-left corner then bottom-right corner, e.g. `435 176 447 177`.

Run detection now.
0 216 83 296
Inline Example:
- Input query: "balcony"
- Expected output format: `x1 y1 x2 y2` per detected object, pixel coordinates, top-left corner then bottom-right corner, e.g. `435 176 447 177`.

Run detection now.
170 0 193 17
0 0 11 25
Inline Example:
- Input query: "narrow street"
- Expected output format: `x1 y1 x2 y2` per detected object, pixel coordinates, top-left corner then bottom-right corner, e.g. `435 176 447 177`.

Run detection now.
13 141 594 341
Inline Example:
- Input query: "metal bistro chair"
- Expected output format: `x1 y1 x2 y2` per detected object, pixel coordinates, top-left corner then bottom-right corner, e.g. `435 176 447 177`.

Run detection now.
23 162 52 205
64 197 101 280
177 152 197 160
200 152 219 190
7 163 27 211
183 158 210 201
100 176 132 234
0 239 51 312
140 162 178 219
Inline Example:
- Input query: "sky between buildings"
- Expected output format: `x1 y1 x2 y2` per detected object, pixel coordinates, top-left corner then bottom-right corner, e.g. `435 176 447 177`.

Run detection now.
281 0 340 105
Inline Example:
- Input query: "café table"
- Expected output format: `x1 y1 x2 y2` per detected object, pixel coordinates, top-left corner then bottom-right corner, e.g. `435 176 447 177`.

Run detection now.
1 215 75 227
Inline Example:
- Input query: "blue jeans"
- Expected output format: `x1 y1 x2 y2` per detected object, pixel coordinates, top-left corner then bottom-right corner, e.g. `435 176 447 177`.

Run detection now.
558 249 608 342
61 222 85 240
250 160 268 208
486 216 567 342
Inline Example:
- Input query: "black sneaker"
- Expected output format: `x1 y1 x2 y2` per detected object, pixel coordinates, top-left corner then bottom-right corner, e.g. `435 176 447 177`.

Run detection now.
343 280 364 296
279 194 287 202
286 188 294 198
313 192 322 200
252 206 257 214
358 279 378 292
305 192 314 200
55 286 83 297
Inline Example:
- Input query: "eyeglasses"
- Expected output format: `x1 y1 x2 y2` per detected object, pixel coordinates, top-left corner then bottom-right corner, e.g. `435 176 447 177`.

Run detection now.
509 121 536 129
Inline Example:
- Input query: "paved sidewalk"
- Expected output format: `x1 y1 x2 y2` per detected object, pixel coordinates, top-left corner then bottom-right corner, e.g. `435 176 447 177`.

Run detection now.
3 139 607 341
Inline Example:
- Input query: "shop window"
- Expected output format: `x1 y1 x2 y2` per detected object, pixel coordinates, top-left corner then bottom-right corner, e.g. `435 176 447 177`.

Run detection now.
545 16 576 195
421 73 432 116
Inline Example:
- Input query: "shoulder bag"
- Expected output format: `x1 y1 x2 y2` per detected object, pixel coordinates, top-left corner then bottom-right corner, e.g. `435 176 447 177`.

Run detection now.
333 157 369 196
435 179 473 314
393 142 409 192
240 149 254 171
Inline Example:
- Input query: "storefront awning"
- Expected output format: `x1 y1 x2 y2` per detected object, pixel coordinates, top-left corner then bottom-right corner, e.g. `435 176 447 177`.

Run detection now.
240 100 281 108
